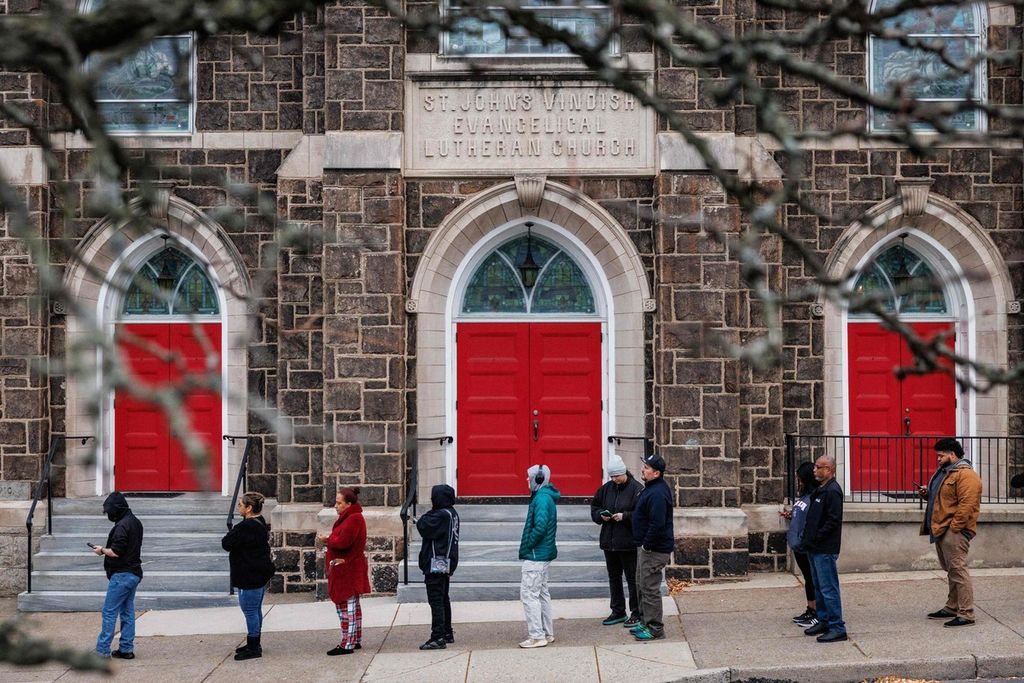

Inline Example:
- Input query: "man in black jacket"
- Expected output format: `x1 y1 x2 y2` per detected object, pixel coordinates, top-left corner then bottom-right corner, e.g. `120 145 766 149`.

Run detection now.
94 491 144 659
416 484 460 651
630 454 674 641
591 454 644 627
801 455 847 643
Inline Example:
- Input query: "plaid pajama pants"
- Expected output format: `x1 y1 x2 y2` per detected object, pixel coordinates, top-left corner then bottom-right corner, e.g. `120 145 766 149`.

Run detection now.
335 595 362 649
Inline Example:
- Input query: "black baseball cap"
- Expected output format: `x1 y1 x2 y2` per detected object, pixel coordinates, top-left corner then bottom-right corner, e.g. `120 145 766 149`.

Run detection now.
643 453 666 474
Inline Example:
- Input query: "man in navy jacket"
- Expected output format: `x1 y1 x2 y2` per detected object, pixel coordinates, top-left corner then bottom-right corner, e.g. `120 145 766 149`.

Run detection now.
630 454 674 641
801 455 847 643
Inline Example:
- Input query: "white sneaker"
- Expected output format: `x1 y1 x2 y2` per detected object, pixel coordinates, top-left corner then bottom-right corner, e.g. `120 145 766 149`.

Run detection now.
545 635 554 643
518 638 548 649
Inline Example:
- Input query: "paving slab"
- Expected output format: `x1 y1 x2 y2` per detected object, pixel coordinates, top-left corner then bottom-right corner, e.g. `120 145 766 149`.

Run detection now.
264 597 397 632
362 650 470 682
202 628 375 683
466 645 597 683
595 641 697 682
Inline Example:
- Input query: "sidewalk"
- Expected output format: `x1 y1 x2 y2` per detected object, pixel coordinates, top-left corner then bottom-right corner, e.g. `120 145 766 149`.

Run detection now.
2 569 1023 682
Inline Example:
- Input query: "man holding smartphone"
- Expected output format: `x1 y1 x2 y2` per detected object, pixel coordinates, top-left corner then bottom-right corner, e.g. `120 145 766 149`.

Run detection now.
94 491 144 659
590 454 643 627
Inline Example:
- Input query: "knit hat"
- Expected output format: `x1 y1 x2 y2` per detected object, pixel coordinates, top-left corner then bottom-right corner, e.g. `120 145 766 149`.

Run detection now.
606 455 627 477
527 464 551 492
643 453 666 474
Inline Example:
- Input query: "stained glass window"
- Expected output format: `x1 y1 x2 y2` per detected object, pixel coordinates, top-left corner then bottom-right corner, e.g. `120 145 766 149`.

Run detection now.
122 248 219 316
444 0 614 56
851 244 948 315
82 1 194 134
461 234 596 315
868 0 983 131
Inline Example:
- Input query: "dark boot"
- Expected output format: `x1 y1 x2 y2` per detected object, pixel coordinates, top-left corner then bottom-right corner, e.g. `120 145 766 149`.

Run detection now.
234 636 262 661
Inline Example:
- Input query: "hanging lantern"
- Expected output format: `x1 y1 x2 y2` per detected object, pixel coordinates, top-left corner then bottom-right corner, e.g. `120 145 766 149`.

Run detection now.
156 235 176 293
517 222 541 289
893 233 913 291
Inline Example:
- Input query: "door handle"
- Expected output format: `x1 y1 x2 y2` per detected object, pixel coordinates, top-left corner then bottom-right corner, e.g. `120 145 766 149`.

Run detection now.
904 414 911 436
533 420 539 442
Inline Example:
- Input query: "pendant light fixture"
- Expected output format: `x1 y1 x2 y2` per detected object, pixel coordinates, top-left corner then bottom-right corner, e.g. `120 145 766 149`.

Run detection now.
517 222 541 289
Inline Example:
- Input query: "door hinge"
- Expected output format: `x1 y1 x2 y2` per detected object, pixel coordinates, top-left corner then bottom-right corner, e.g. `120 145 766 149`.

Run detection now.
456 468 459 479
455 400 458 410
600 332 604 342
600 400 604 410
455 332 458 342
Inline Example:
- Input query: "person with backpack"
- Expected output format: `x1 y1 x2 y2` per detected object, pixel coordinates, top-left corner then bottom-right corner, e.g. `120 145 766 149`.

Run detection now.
416 484 460 650
221 492 276 661
782 461 818 629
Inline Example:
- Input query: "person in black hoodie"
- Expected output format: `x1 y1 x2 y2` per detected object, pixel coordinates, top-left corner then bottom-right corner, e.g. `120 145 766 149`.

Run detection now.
630 454 674 642
416 484 459 651
222 492 276 661
801 455 847 643
93 491 144 659
591 454 644 627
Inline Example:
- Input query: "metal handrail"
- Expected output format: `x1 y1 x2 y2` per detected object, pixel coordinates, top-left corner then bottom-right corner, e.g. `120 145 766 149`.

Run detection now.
224 434 252 596
399 441 419 586
26 435 94 593
607 434 653 457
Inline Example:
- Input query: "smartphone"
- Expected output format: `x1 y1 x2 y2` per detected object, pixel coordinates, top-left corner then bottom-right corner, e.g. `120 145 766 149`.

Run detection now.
86 542 98 549
599 509 612 517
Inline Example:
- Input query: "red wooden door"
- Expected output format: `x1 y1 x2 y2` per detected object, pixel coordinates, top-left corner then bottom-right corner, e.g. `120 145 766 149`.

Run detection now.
848 322 956 492
115 323 222 491
457 322 603 496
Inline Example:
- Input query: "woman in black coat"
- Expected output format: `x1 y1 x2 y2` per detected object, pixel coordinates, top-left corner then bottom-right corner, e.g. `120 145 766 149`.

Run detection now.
222 492 275 661
416 484 459 651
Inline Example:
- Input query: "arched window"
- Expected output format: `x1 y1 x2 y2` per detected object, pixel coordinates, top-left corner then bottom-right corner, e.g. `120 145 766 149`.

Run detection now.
868 0 984 131
461 234 596 314
122 248 219 316
851 243 948 315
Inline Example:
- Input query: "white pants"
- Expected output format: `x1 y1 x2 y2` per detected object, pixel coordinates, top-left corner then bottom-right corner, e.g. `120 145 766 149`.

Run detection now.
520 560 553 640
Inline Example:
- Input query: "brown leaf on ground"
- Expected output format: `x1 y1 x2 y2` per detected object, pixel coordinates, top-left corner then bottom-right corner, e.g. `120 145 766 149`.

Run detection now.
667 578 693 595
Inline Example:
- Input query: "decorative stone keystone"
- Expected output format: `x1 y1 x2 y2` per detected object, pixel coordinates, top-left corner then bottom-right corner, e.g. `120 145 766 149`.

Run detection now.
896 177 934 216
148 181 177 220
809 302 825 317
514 175 546 211
406 298 419 313
642 298 657 312
1008 301 1021 315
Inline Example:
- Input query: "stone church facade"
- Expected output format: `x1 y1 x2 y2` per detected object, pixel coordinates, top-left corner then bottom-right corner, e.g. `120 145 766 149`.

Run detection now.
0 0 1021 596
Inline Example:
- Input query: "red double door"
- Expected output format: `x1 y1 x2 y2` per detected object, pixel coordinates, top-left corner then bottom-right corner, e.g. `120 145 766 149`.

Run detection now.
457 322 603 497
848 322 956 492
114 323 223 491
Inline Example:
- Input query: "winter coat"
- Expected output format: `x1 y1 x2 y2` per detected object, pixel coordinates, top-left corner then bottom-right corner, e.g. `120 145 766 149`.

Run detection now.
101 492 144 580
921 459 982 539
590 473 643 551
519 484 560 562
417 484 460 575
803 478 843 554
221 516 275 590
326 502 372 604
631 476 674 553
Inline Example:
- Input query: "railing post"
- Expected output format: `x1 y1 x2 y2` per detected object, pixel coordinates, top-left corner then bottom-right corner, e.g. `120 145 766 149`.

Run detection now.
785 434 796 503
26 522 32 594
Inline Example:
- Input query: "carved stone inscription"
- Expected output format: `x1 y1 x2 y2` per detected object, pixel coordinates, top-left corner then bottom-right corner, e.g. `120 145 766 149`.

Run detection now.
406 81 655 176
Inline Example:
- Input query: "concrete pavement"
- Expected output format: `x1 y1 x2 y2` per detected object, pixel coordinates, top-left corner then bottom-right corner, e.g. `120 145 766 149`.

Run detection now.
1 569 1024 682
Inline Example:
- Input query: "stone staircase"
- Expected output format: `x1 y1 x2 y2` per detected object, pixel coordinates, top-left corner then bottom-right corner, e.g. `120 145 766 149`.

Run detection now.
396 504 609 602
18 494 252 612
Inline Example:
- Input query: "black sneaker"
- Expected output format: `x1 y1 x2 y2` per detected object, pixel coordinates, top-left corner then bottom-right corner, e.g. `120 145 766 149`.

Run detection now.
944 617 975 628
443 633 455 644
795 615 818 628
792 608 815 624
623 615 641 628
804 622 828 636
327 645 354 656
602 613 627 626
110 651 135 660
816 630 849 643
928 609 956 619
419 639 447 650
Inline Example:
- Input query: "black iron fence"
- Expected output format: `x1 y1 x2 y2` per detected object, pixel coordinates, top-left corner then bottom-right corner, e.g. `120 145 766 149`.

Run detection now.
785 435 1024 506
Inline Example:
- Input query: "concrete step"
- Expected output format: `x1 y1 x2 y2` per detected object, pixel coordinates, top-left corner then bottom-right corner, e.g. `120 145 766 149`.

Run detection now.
40 532 224 554
30 570 230 593
395 581 611 603
52 494 243 516
31 551 227 572
458 541 604 562
457 521 599 542
18 590 239 612
449 561 607 583
50 515 227 534
455 505 594 523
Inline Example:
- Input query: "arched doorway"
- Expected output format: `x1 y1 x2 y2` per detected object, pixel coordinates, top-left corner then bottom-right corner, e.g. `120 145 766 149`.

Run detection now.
454 227 606 496
112 243 224 491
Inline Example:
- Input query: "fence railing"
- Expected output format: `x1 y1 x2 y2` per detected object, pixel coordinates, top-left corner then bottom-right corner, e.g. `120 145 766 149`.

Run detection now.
785 434 1024 506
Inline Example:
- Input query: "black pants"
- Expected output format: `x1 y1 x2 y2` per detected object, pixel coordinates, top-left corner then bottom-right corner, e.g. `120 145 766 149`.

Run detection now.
794 551 815 602
424 573 453 641
604 549 639 617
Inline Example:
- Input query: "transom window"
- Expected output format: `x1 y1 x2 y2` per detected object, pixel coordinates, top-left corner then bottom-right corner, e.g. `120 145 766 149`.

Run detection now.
81 1 194 134
443 0 614 56
851 244 948 315
868 0 984 132
122 248 219 316
462 234 596 314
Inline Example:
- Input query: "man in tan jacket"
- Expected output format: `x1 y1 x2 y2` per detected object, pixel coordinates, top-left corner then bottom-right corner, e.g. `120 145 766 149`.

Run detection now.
918 438 982 627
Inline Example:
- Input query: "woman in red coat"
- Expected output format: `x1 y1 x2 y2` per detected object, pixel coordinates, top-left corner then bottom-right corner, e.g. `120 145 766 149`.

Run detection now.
317 487 372 655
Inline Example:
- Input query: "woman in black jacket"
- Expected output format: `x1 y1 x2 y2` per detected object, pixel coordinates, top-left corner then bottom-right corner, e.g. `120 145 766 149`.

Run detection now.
416 484 459 651
222 492 275 661
590 455 644 627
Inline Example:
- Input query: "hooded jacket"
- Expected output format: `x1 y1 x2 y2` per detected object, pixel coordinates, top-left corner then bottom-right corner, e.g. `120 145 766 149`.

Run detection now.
101 492 144 580
921 458 982 540
631 475 674 553
802 477 843 554
416 484 460 575
221 515 275 590
326 502 372 604
590 473 643 551
519 483 560 562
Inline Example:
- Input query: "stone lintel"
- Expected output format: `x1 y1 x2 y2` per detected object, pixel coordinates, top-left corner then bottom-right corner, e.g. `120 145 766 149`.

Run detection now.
658 132 737 172
272 503 403 537
278 135 326 179
675 507 748 537
323 132 402 171
742 503 788 533
0 147 46 185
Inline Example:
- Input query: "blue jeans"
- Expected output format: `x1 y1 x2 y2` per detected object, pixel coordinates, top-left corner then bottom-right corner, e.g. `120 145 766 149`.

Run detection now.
237 587 266 637
96 572 141 656
808 552 845 634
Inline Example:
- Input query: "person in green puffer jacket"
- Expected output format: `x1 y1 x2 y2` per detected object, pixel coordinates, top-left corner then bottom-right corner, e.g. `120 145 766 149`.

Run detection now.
518 464 561 649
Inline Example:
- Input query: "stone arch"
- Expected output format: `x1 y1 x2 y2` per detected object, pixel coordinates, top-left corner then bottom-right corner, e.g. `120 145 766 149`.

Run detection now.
821 191 1014 485
62 192 252 496
408 180 654 495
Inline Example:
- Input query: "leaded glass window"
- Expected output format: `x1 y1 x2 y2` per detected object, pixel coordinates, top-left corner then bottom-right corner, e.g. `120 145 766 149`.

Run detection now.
122 248 219 316
81 1 194 134
443 0 614 56
868 0 984 132
461 234 596 314
851 244 948 315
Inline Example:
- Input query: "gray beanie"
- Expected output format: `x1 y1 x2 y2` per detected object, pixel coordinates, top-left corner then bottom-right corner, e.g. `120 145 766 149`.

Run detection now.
527 464 551 492
606 454 627 477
